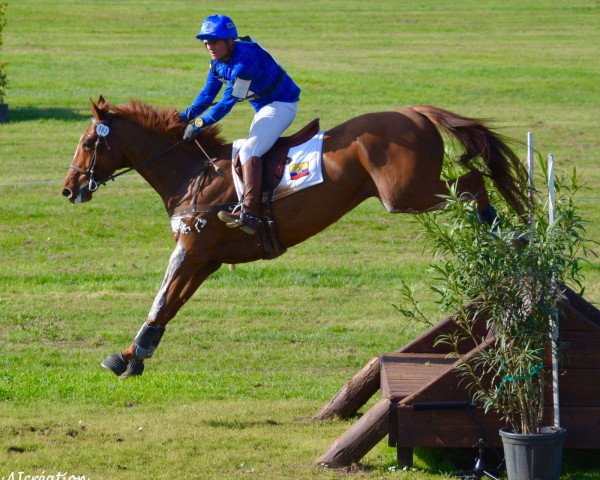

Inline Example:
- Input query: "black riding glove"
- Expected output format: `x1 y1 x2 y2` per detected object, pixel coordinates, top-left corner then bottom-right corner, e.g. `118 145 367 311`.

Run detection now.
183 124 200 142
183 117 206 142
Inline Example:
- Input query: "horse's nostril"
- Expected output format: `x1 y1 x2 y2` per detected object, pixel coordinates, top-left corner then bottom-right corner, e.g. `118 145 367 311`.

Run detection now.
62 188 73 198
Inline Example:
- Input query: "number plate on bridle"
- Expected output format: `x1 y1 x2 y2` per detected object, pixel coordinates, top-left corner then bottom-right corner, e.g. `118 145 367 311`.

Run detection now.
96 123 110 137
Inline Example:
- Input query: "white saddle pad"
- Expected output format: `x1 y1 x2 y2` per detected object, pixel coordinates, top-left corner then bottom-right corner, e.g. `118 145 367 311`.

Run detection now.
231 131 325 202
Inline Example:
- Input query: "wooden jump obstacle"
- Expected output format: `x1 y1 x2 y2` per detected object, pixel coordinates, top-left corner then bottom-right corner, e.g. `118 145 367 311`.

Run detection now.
314 286 600 468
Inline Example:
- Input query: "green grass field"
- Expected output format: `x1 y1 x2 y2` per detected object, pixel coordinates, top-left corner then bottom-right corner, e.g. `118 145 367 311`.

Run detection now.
1 1 600 478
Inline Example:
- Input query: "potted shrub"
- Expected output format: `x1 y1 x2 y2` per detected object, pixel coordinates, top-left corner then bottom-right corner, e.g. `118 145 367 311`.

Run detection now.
397 162 590 480
0 61 7 123
0 2 7 123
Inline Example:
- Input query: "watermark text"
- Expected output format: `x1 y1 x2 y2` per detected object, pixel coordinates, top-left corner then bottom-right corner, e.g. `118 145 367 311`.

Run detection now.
2 472 88 480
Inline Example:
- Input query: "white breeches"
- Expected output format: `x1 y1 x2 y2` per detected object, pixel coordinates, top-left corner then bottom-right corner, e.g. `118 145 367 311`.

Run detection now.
238 101 298 165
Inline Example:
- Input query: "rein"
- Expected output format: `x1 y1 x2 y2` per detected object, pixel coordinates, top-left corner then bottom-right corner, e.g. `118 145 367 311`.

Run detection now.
97 140 185 189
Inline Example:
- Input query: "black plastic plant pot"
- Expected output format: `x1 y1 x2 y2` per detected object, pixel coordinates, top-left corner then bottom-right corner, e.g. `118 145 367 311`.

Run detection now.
500 426 567 480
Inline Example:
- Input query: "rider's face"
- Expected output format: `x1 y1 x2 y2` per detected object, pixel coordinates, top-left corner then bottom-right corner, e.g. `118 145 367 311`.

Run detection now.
204 39 233 61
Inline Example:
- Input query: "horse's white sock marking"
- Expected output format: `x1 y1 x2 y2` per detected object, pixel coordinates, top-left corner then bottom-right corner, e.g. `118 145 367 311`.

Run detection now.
148 242 186 321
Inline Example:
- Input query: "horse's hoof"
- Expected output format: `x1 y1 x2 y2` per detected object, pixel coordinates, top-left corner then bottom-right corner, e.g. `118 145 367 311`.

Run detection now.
477 204 500 229
507 231 529 249
101 353 128 376
119 359 145 379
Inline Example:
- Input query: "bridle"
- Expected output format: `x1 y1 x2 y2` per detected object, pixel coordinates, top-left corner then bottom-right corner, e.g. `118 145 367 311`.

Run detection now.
68 116 234 216
69 117 114 191
69 116 186 192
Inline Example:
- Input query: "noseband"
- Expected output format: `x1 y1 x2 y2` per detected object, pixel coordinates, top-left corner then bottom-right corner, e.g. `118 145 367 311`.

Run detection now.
69 117 113 192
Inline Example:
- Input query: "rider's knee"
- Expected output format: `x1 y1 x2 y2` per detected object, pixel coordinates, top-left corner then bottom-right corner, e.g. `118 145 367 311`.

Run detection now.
239 138 260 164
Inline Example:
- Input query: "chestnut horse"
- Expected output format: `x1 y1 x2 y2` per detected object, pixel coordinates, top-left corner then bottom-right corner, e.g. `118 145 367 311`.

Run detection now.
62 96 527 378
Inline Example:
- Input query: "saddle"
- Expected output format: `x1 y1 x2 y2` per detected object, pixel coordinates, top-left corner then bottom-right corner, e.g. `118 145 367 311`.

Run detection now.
233 118 320 260
263 118 320 193
234 118 320 197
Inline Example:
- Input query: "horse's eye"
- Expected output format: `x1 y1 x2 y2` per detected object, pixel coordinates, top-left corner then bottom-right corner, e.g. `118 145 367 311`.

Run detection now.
82 138 94 150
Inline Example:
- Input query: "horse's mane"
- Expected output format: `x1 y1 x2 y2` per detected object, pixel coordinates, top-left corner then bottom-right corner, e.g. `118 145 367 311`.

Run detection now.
109 99 226 151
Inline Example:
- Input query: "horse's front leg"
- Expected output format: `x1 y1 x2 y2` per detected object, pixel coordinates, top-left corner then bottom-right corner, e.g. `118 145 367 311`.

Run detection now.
102 238 221 378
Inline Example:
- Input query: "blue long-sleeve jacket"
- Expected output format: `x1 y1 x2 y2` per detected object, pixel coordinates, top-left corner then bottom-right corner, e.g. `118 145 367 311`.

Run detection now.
180 39 301 126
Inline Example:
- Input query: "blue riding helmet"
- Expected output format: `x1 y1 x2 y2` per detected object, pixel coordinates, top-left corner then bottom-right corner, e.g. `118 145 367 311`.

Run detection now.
196 15 238 41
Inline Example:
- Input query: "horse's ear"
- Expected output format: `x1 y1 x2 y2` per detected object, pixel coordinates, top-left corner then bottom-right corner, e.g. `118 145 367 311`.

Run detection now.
90 96 106 120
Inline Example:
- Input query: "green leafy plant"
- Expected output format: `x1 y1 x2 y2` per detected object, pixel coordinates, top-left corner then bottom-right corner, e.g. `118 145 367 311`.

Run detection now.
0 61 7 103
0 2 7 104
398 161 592 434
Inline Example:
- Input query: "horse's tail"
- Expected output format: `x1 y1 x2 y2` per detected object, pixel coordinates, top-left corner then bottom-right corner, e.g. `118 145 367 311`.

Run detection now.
411 105 528 216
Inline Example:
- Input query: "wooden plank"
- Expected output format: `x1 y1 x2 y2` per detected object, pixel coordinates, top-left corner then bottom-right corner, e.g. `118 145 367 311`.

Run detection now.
385 349 600 411
314 398 391 468
398 370 474 405
563 287 600 326
395 406 503 448
396 341 495 406
559 407 600 448
395 318 460 354
313 356 380 420
397 297 490 355
559 330 600 368
559 300 600 331
394 406 600 449
390 354 600 410
551 369 600 407
381 353 456 401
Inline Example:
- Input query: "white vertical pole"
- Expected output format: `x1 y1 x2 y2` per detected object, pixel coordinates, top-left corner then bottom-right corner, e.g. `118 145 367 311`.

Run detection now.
548 153 560 428
548 154 555 224
527 132 535 244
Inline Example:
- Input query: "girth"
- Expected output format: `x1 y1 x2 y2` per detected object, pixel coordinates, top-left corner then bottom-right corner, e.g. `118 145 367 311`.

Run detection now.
170 202 237 217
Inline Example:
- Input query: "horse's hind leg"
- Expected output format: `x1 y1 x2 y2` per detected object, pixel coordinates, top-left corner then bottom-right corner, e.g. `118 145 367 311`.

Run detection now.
452 170 489 208
401 170 498 225
101 239 221 378
452 171 499 226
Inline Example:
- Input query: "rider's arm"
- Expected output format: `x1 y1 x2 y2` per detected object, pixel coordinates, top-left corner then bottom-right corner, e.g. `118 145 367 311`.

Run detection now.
179 68 223 122
197 79 240 127
197 60 251 127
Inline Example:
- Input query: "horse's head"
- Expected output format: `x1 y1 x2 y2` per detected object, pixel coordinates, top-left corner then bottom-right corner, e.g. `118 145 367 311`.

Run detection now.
62 96 123 204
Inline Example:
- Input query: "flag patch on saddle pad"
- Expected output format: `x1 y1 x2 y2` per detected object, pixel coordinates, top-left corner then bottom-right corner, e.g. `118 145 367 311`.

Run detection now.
289 161 309 180
231 131 325 202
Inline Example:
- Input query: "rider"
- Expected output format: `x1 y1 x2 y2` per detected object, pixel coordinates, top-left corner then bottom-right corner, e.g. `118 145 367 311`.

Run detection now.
180 14 301 235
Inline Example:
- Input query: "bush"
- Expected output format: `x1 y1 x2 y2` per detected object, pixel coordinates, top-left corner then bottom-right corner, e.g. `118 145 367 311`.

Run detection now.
397 161 592 434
